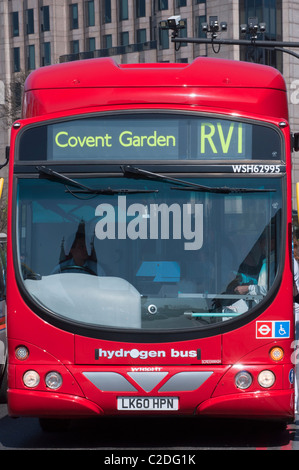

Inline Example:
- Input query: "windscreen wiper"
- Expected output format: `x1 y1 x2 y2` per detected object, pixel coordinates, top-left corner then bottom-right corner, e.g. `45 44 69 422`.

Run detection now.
36 166 158 195
171 186 275 194
121 165 275 194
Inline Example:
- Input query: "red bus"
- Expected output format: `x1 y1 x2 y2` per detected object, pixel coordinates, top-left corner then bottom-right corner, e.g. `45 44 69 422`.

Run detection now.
6 57 295 430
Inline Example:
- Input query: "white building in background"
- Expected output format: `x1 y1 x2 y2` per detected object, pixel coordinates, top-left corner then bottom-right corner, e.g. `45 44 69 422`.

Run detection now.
0 0 299 206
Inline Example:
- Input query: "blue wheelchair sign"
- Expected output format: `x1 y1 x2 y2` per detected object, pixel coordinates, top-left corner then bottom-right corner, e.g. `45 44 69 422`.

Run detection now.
274 321 290 338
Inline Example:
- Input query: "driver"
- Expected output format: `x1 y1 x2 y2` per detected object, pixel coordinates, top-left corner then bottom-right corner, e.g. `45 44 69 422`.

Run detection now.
52 230 105 276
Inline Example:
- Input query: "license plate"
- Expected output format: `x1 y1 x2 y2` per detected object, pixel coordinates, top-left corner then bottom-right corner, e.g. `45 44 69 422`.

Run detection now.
117 397 179 411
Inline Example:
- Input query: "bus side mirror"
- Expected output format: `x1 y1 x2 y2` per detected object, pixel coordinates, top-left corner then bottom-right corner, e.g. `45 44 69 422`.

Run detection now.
293 133 299 151
0 147 9 170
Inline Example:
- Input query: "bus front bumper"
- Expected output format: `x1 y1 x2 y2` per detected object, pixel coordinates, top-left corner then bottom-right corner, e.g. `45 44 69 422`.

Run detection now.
197 389 295 422
8 389 104 418
7 388 294 422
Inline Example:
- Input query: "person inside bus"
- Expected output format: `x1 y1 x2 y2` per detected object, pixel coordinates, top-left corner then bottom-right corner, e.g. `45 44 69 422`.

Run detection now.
221 232 276 315
52 223 105 276
234 233 275 302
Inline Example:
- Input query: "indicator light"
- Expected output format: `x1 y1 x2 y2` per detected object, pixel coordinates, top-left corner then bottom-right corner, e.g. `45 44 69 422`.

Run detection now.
15 346 29 360
258 370 275 388
235 370 253 389
269 346 284 361
23 370 40 388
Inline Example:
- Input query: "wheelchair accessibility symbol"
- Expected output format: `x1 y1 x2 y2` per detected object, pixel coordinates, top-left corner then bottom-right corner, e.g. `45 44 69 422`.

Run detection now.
256 321 290 338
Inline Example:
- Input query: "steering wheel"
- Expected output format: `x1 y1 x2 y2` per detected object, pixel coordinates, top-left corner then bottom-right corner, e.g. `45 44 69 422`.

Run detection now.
60 265 97 276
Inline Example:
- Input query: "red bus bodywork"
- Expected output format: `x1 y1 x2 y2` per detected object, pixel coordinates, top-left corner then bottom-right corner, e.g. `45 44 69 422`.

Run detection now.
6 58 295 423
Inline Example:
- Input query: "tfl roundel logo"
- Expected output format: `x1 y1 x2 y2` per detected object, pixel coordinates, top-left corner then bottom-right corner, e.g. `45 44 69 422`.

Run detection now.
256 321 290 339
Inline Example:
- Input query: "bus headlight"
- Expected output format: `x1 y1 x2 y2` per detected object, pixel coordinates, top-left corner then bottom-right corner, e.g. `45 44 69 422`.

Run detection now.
235 370 252 389
258 370 275 388
23 370 40 388
45 371 63 390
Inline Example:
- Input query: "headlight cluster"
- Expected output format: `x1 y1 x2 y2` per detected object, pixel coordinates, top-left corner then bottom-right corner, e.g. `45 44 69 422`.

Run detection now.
22 370 63 390
16 346 63 390
22 369 63 389
234 346 284 390
235 369 276 390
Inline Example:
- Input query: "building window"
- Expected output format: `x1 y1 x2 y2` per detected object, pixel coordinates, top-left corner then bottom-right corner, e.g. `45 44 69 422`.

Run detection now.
239 0 282 71
137 28 146 43
70 4 79 29
28 45 35 70
103 34 112 48
26 9 34 35
176 0 186 7
86 1 95 27
180 18 187 46
196 15 207 38
12 12 19 37
41 6 50 32
87 37 96 51
159 28 169 49
136 0 146 17
13 47 20 72
120 31 129 46
158 0 168 10
103 0 111 23
119 0 128 21
12 81 22 109
42 42 51 66
71 40 80 54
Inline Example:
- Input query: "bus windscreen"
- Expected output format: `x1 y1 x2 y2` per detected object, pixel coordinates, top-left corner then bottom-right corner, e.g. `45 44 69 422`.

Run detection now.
16 174 282 332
